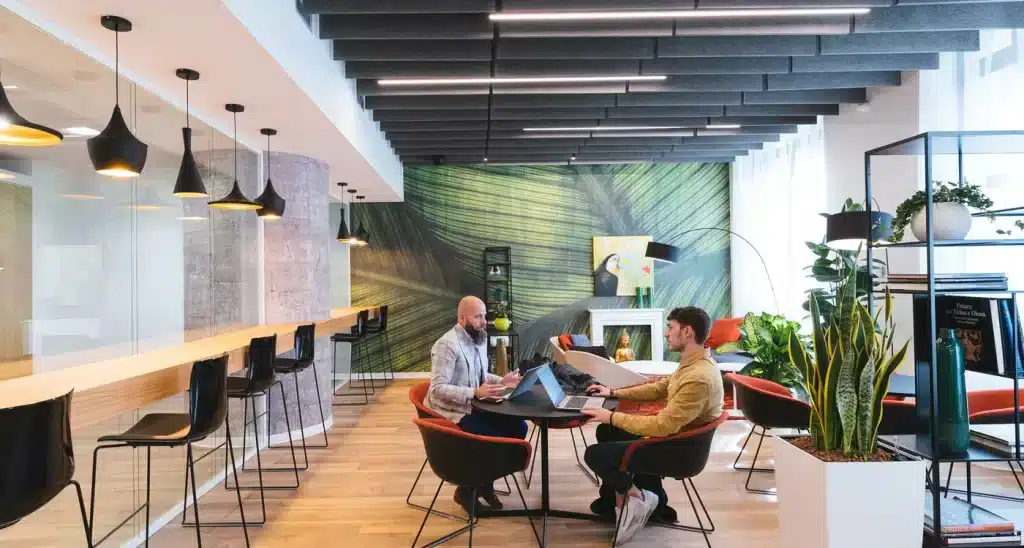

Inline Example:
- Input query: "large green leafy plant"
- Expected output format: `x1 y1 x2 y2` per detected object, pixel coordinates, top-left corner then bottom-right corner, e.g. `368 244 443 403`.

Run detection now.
788 266 910 459
718 312 806 397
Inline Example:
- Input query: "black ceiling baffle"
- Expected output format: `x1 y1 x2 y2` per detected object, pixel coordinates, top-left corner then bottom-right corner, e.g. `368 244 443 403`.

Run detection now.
299 1 1023 165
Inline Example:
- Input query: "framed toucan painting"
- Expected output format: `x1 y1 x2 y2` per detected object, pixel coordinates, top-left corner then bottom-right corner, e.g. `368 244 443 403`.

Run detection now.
592 236 654 297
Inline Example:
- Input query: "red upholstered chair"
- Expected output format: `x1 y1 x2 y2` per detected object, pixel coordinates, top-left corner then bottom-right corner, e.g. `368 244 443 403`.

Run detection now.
611 413 729 548
727 373 811 494
942 389 1024 502
411 418 540 548
876 399 918 436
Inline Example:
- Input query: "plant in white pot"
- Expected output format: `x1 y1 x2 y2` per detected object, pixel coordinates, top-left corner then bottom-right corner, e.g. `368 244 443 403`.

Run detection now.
778 265 922 548
890 181 996 242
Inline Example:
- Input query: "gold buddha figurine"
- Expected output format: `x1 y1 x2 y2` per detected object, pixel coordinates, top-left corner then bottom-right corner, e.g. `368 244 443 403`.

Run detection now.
614 331 636 363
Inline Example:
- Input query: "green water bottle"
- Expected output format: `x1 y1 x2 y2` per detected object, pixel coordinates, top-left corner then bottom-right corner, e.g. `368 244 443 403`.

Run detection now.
936 328 970 455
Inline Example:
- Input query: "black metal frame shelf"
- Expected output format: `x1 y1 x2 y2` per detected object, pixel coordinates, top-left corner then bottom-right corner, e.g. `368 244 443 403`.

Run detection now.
866 130 1024 548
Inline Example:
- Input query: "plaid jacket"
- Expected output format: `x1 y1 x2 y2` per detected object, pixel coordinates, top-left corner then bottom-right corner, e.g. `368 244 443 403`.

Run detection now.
426 325 501 424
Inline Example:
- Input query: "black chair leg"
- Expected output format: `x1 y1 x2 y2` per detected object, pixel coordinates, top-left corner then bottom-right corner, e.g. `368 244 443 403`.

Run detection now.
682 478 712 548
145 447 151 542
186 443 203 548
89 443 145 547
743 428 776 495
733 425 773 473
246 382 304 478
571 427 600 486
611 485 630 547
653 477 716 535
512 475 543 547
383 329 396 382
223 397 270 520
406 457 473 522
68 480 93 548
333 340 370 405
411 480 475 548
523 423 539 489
307 361 331 448
943 460 1024 502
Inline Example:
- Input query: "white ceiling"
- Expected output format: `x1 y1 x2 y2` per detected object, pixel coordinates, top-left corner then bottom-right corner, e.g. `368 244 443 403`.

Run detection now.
1 0 402 202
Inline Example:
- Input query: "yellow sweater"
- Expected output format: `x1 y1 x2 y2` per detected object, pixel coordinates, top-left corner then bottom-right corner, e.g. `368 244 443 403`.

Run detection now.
610 349 724 438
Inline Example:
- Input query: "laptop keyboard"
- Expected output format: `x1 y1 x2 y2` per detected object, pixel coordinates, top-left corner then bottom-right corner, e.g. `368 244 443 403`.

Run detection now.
564 396 590 409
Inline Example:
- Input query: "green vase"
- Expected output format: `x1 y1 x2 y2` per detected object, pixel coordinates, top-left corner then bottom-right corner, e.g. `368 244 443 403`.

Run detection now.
644 287 652 307
936 328 970 455
635 287 645 308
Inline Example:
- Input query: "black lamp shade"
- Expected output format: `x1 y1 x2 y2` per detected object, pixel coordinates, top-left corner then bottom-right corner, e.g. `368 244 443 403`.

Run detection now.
354 223 369 247
826 210 894 251
646 241 682 263
255 179 286 219
208 180 261 210
336 207 353 243
172 127 206 197
88 105 148 178
0 86 62 146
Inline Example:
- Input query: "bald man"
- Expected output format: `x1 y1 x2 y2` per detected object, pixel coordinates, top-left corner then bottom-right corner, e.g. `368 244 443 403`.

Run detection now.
427 296 526 514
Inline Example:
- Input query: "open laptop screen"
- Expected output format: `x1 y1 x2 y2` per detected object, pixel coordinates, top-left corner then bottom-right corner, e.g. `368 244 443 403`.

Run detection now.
536 365 565 406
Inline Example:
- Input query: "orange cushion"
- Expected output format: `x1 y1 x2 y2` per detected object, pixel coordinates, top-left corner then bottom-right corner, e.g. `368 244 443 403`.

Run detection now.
705 317 743 349
558 333 572 351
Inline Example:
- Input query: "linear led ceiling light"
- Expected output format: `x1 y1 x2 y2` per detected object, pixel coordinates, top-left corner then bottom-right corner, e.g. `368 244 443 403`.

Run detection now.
377 75 666 86
706 124 742 129
524 125 685 132
490 8 870 22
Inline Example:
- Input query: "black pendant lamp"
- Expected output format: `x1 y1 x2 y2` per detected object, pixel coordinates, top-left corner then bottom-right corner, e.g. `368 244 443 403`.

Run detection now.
0 65 62 146
826 210 894 251
354 194 370 247
88 16 148 178
172 68 206 197
347 189 365 246
336 182 353 243
208 104 261 211
255 128 286 219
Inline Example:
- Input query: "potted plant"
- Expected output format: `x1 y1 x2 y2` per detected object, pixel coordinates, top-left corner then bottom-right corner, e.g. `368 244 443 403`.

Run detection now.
492 301 511 331
890 180 993 242
775 267 923 548
716 312 807 400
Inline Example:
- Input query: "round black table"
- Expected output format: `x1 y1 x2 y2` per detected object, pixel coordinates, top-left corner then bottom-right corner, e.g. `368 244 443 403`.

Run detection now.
473 385 618 546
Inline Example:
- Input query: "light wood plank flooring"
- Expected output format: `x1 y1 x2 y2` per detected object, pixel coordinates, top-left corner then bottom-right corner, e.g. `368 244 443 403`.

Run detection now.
145 380 1024 547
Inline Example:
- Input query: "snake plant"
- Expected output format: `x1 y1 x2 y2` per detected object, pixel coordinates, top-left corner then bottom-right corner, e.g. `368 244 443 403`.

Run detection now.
788 265 910 458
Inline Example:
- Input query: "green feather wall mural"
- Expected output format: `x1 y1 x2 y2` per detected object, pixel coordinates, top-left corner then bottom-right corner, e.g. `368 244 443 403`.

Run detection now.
351 163 731 372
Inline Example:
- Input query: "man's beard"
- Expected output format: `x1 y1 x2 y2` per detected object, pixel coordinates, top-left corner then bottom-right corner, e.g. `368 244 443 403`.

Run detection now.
468 326 487 345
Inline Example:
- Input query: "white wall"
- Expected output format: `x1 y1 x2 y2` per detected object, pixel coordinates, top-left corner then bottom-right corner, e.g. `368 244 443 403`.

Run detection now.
731 123 826 324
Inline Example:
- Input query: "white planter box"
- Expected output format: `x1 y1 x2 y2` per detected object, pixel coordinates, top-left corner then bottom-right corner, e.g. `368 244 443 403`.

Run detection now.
773 436 927 548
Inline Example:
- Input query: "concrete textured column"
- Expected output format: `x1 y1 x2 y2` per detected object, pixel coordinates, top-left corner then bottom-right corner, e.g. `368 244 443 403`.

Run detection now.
262 152 332 440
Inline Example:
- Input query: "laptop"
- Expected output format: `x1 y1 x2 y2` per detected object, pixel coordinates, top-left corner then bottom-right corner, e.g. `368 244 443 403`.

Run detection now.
495 365 543 400
535 364 606 410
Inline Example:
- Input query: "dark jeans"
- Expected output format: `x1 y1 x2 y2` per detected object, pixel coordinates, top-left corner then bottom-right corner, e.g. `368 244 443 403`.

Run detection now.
584 424 668 511
456 410 528 498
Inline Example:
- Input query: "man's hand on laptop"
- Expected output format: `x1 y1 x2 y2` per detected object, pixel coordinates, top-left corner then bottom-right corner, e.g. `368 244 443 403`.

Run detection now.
500 370 522 387
586 384 613 398
476 384 508 399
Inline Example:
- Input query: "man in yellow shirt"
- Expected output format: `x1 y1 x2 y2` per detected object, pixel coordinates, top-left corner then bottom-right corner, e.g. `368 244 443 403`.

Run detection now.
581 306 724 544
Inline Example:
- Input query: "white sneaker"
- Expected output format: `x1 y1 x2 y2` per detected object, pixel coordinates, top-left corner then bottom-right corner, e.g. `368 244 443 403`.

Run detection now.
615 493 651 545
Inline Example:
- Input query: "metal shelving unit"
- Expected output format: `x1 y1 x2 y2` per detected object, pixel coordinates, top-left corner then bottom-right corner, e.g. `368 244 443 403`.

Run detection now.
865 131 1024 548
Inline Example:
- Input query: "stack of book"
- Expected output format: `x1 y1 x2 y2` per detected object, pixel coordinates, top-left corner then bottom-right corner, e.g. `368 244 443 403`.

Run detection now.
912 294 1024 378
883 273 1008 293
971 424 1024 457
924 496 1022 546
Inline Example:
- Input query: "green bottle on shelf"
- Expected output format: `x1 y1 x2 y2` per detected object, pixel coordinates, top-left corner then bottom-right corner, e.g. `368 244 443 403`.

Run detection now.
936 328 970 455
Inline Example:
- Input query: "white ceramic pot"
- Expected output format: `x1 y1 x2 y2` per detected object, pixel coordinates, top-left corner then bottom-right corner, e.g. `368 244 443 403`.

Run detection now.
910 202 972 241
773 436 927 548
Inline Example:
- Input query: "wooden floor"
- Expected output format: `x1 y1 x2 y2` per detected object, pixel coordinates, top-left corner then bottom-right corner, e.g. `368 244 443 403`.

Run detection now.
146 380 1024 547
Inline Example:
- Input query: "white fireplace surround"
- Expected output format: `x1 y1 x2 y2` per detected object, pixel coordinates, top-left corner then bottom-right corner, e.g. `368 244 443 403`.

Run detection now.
589 308 666 361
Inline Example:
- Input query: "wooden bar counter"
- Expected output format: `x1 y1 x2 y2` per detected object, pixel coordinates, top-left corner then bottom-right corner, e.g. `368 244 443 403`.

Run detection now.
0 307 375 428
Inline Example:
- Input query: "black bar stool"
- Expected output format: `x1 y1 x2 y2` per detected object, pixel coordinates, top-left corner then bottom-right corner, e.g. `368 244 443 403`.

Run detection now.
365 305 395 384
332 310 375 406
223 334 301 523
0 390 91 547
89 356 249 547
270 324 330 467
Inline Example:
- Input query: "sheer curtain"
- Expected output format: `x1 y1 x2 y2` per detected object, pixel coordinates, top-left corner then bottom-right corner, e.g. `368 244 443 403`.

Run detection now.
730 123 827 326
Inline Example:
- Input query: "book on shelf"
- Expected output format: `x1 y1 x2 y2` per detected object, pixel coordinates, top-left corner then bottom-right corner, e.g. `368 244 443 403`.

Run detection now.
913 295 1024 377
971 424 1024 456
882 273 1009 292
940 533 1022 547
924 496 1017 538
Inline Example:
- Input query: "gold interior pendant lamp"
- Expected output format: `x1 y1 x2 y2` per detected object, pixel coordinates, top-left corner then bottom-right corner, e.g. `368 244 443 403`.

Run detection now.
0 66 62 146
208 103 261 211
